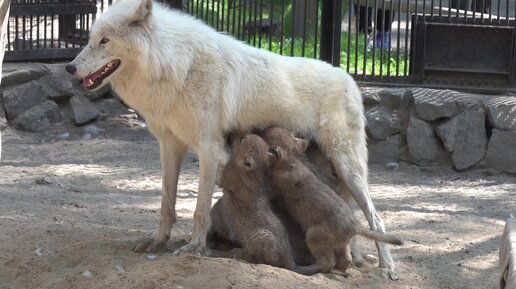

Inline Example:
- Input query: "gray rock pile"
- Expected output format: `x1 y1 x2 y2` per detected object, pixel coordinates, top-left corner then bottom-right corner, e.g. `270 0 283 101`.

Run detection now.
0 63 129 132
363 87 516 174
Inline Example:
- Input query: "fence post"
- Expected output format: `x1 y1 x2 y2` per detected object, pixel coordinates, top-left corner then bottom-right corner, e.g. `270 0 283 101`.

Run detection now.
320 0 342 67
163 0 183 9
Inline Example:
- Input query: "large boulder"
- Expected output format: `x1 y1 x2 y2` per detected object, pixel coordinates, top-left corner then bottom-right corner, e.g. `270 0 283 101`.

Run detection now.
12 100 63 132
94 98 130 118
39 72 75 101
378 88 406 109
413 88 459 121
484 129 516 173
436 109 487 170
365 106 400 140
368 134 402 164
406 115 441 165
362 90 380 107
1 64 49 87
70 95 99 125
483 96 516 131
2 81 47 120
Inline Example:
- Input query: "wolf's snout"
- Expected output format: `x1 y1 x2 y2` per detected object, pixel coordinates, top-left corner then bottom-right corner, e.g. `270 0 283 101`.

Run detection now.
65 64 77 75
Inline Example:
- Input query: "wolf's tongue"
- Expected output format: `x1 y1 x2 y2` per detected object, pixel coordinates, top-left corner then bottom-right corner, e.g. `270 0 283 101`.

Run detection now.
83 72 99 89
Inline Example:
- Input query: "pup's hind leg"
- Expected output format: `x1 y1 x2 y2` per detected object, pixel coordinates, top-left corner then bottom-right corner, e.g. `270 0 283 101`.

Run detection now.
305 226 336 274
335 243 353 272
133 130 186 253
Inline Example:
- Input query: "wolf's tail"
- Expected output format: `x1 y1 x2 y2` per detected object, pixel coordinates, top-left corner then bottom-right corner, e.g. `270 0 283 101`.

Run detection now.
356 228 403 245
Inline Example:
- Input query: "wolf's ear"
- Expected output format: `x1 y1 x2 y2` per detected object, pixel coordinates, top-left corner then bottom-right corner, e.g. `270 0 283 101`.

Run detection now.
295 138 309 153
130 0 153 26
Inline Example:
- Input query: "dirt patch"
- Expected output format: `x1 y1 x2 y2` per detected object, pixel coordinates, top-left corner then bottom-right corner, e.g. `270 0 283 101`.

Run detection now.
0 118 514 289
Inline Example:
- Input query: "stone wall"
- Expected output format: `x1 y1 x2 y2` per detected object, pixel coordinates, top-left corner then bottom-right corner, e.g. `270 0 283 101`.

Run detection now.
0 63 128 133
0 63 515 174
364 87 516 174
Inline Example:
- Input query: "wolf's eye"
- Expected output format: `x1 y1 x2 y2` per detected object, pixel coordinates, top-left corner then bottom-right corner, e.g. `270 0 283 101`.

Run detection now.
100 37 110 45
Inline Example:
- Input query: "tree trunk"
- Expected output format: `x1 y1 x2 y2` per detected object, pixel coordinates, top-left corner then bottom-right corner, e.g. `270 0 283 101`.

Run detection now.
0 0 10 162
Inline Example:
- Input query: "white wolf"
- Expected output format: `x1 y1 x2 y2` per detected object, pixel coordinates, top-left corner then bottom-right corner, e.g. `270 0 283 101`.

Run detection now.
66 0 398 277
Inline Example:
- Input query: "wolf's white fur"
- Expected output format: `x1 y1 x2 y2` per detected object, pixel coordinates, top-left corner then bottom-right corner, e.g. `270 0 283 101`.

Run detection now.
68 0 397 276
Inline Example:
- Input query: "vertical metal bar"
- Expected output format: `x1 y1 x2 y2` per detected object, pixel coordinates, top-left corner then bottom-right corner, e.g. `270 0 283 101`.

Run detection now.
221 0 226 31
346 0 351 71
237 0 242 39
259 0 263 47
301 0 307 56
387 0 393 76
290 0 296 55
354 0 360 76
488 0 492 22
217 0 221 30
247 0 252 43
269 0 274 51
379 0 385 77
447 0 452 20
280 0 285 54
51 15 54 49
362 0 368 77
36 14 40 49
505 0 509 24
196 0 200 18
186 0 190 14
242 0 246 39
253 0 259 46
430 0 434 17
212 0 215 27
404 0 410 75
232 0 237 35
43 15 47 48
472 0 476 21
30 14 33 50
320 0 333 62
331 0 342 67
497 0 500 23
314 0 319 59
438 0 442 19
396 0 401 76
14 15 18 50
371 0 378 78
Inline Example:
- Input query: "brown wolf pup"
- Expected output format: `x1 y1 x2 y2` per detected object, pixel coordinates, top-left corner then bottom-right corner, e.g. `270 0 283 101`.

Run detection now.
266 145 403 274
213 134 317 272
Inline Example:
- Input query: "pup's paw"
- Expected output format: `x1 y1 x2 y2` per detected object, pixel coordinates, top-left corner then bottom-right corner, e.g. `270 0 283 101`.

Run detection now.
173 242 209 256
132 238 166 253
379 267 399 281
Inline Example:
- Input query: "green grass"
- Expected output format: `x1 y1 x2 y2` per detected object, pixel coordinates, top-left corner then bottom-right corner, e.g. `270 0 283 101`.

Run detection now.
188 0 409 76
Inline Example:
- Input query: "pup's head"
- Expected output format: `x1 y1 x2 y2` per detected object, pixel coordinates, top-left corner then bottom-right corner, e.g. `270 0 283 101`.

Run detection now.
65 0 154 91
262 127 308 155
221 134 272 192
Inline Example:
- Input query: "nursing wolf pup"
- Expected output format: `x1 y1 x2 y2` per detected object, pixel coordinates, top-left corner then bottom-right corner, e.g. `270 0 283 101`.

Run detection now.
65 0 398 276
209 133 317 274
266 144 404 274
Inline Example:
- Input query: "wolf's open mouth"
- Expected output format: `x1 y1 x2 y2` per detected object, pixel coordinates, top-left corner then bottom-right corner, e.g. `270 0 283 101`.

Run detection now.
83 59 121 90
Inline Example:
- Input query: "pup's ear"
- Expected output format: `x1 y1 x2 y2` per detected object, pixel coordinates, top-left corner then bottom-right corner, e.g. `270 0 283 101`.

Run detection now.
267 146 284 161
130 0 153 26
295 138 309 153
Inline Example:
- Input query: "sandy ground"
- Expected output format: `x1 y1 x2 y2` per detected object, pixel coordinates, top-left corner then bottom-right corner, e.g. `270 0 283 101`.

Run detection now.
0 116 514 289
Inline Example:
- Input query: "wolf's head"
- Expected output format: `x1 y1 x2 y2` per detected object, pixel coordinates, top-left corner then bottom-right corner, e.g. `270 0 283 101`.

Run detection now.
66 0 155 91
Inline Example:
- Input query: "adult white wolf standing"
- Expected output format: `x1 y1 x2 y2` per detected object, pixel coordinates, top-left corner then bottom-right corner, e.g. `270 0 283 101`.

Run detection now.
66 0 398 278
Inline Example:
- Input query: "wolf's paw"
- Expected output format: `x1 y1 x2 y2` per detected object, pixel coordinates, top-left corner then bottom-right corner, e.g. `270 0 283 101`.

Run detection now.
132 238 166 253
173 242 209 256
375 267 399 281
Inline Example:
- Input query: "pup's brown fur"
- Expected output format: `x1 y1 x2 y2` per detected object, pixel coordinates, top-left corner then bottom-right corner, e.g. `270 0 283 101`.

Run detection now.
213 134 316 271
266 145 403 274
262 127 370 267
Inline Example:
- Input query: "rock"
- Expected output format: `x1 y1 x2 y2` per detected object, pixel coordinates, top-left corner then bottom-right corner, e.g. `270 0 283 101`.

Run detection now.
83 124 105 135
484 129 516 173
2 81 47 120
0 96 6 129
413 88 459 121
483 97 516 131
39 72 74 101
378 88 406 109
70 95 99 125
368 134 402 164
94 98 129 117
406 115 441 165
436 109 487 170
362 90 380 107
365 106 400 140
1 64 49 87
12 100 63 132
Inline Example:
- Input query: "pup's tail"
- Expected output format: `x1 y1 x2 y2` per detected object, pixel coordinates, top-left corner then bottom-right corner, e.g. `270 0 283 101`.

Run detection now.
356 228 403 246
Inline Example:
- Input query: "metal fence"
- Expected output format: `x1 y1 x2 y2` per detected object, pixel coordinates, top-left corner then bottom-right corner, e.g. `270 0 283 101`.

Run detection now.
5 0 516 90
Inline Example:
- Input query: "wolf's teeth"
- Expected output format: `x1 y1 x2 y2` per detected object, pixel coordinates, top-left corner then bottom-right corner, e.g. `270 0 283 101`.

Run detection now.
88 79 94 86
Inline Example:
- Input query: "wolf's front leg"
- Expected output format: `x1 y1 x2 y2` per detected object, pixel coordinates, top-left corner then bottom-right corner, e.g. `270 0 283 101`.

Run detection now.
133 132 186 253
174 141 228 256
